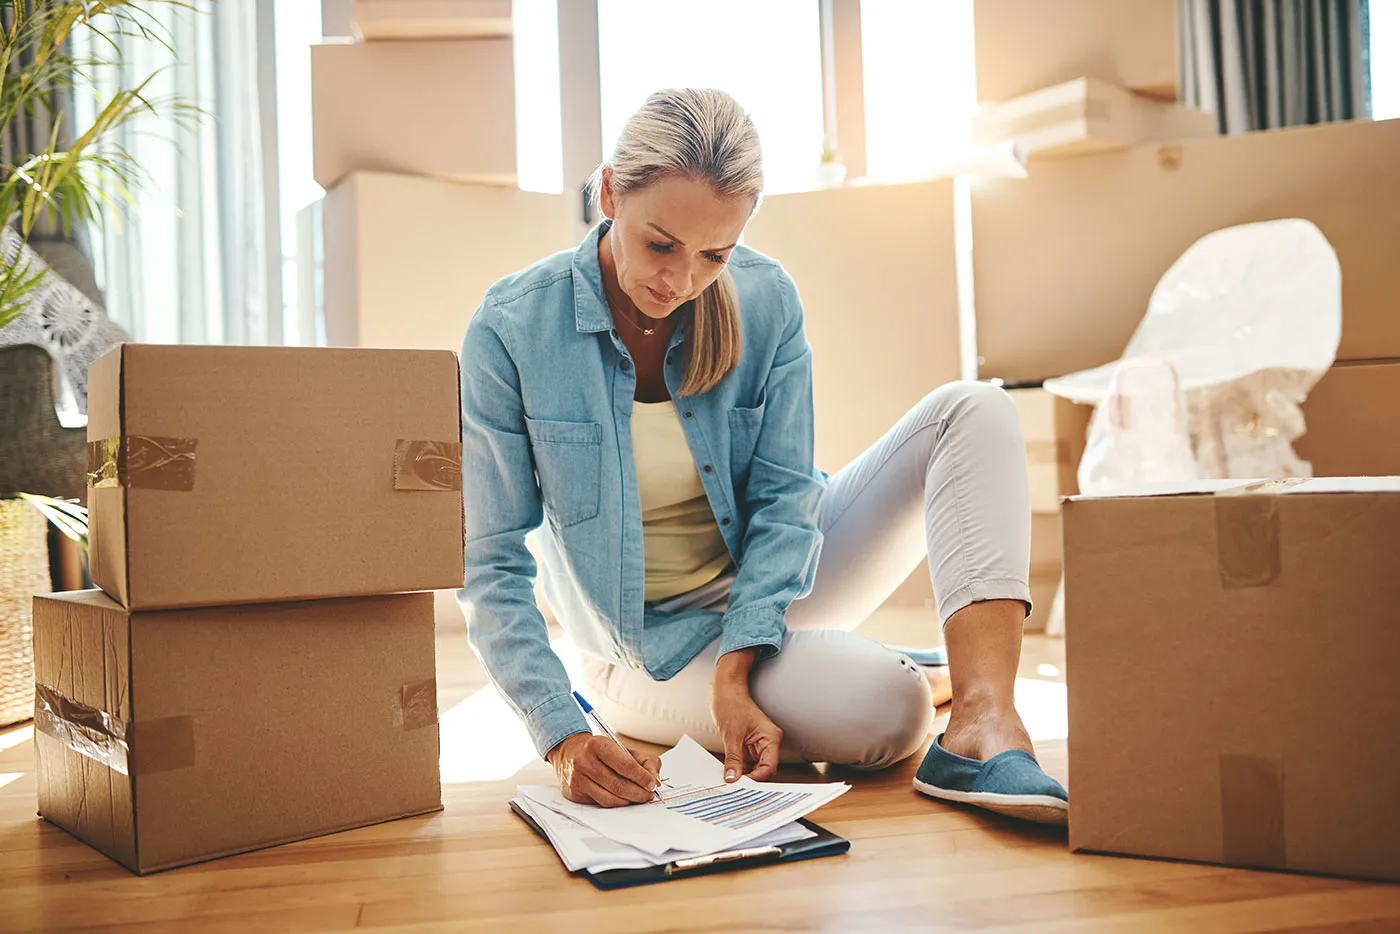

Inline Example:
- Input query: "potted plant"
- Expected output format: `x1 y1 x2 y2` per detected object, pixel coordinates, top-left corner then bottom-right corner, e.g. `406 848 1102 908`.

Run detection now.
817 134 847 189
0 0 193 327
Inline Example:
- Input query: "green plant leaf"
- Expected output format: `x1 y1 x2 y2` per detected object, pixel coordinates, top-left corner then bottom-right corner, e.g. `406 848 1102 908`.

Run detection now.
14 492 89 551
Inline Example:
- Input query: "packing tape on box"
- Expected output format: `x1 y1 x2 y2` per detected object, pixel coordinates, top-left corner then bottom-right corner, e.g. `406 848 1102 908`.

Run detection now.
394 678 439 731
34 682 130 775
86 435 198 492
394 440 463 491
1219 753 1287 868
34 683 197 776
1213 479 1306 589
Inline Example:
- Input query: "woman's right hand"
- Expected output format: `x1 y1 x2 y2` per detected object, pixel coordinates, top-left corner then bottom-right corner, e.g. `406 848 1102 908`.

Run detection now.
547 733 662 808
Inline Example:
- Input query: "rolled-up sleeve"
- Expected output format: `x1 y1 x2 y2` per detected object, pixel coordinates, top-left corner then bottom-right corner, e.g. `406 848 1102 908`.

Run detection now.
458 299 589 758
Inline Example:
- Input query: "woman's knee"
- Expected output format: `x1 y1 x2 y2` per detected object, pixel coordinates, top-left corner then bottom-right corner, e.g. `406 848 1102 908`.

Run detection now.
920 380 1016 425
754 632 932 770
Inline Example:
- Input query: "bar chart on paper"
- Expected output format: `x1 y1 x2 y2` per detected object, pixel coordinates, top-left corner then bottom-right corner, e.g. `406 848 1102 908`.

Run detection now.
660 783 817 832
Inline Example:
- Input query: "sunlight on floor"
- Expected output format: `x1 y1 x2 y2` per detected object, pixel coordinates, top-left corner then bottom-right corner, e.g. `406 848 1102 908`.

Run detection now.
440 637 587 784
1014 677 1068 742
0 725 33 752
0 772 22 790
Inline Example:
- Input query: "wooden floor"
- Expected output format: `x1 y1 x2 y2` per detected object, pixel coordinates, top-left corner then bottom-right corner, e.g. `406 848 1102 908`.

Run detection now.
4 607 1399 933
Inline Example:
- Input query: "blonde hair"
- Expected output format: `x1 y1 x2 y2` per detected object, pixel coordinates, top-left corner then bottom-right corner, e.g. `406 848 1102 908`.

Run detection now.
590 88 762 396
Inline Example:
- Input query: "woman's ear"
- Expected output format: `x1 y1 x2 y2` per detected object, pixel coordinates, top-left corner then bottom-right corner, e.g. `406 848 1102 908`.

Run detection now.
598 166 617 220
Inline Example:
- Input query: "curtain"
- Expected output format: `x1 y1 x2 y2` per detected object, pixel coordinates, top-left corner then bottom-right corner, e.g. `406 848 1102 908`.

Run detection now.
1179 0 1369 134
72 1 277 344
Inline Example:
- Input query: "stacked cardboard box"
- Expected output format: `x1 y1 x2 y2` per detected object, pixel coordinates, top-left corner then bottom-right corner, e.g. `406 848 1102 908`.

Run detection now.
1297 360 1400 477
313 2 574 352
973 0 1212 161
1063 478 1400 882
973 118 1400 383
32 344 464 873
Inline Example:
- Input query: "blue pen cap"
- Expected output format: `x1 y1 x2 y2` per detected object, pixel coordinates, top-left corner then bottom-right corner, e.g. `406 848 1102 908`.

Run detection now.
572 690 594 714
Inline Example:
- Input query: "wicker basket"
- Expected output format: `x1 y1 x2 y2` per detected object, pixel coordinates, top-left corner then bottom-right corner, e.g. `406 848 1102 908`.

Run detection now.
1 499 51 727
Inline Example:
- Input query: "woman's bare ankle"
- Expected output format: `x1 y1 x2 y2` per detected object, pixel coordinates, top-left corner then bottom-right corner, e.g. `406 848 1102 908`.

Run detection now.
940 702 1034 761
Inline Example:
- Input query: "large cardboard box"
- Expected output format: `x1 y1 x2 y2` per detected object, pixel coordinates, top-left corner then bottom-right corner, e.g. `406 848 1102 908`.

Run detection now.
973 78 1216 161
311 38 515 189
743 181 963 471
1297 361 1400 478
87 344 464 610
33 590 441 874
353 0 512 40
974 0 1177 102
1010 388 1092 513
323 172 574 351
1063 478 1400 882
973 118 1400 381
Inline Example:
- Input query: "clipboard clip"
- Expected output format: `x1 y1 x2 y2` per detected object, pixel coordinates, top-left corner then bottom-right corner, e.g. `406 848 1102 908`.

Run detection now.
664 845 782 875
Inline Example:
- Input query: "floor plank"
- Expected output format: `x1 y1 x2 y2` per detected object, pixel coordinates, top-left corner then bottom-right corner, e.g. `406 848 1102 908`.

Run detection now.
2 612 1396 933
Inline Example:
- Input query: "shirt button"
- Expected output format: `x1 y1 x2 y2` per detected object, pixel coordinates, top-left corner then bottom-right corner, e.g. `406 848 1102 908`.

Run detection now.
703 464 713 473
620 359 632 371
630 661 641 670
683 410 693 419
721 517 731 526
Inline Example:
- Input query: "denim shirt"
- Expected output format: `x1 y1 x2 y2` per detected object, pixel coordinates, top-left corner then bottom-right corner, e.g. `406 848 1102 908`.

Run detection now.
458 221 825 759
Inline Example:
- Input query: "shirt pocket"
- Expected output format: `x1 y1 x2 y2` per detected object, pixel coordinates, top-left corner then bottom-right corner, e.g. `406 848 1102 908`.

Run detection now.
524 416 603 528
727 397 766 489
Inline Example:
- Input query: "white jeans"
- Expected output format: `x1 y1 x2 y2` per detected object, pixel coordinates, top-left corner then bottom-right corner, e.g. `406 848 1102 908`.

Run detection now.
582 381 1032 770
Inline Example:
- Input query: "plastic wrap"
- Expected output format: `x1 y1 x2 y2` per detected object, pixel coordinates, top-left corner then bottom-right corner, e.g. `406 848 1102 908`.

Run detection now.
1047 218 1341 486
1041 219 1340 636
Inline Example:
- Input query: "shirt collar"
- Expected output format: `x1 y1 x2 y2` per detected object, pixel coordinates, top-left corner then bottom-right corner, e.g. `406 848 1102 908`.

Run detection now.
572 220 615 334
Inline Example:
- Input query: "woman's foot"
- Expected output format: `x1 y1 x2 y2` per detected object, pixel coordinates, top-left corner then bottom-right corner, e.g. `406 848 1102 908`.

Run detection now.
939 698 1034 761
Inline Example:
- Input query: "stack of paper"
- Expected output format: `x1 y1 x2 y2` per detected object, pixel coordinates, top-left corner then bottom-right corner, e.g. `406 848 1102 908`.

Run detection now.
513 735 849 873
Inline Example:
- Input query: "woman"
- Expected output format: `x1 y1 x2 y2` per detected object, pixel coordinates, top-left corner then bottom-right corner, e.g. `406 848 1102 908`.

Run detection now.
459 89 1068 824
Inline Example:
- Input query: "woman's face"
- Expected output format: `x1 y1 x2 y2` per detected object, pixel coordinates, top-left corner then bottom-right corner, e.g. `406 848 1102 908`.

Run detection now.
599 171 753 320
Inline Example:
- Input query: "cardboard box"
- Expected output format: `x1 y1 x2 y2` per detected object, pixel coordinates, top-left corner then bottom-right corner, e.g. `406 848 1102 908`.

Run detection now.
33 590 442 874
743 181 962 471
1063 478 1400 882
1296 361 1400 478
311 38 515 189
974 0 1177 102
973 78 1216 161
1010 388 1092 512
353 0 512 40
87 344 464 610
323 172 574 351
973 118 1400 381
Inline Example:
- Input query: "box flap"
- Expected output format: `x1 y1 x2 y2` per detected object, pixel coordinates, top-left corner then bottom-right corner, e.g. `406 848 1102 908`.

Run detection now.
1066 476 1400 503
86 346 129 607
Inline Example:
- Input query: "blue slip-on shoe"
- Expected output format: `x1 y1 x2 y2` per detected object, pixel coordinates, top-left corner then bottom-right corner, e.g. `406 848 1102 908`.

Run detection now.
889 645 948 666
913 733 1068 825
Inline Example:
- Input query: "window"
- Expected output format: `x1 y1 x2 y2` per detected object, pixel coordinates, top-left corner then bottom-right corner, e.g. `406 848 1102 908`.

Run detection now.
861 0 976 183
1371 0 1400 119
596 0 825 194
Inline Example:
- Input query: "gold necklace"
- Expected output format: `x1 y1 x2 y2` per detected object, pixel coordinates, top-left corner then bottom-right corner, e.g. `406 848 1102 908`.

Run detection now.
612 300 663 337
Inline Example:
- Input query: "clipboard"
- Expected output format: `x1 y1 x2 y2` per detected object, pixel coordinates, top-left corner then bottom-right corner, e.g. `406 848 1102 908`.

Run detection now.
509 800 850 890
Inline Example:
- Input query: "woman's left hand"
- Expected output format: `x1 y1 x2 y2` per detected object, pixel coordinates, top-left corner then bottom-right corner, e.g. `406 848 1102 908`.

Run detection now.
711 648 782 782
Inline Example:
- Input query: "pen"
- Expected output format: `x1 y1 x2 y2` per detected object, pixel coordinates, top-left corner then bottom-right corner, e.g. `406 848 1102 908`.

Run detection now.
572 690 662 802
